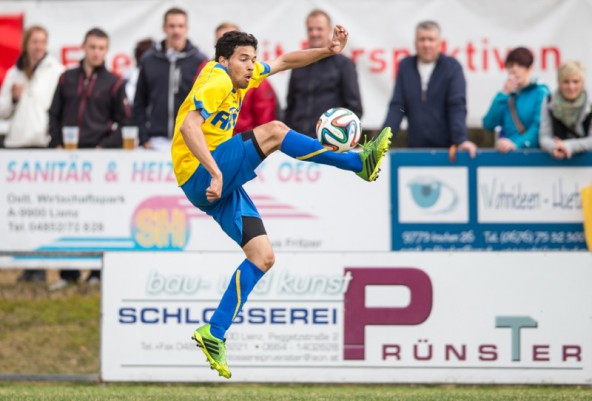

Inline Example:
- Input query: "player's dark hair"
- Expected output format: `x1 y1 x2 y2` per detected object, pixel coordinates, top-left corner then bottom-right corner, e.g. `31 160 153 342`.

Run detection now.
505 47 534 68
215 31 258 61
83 27 109 44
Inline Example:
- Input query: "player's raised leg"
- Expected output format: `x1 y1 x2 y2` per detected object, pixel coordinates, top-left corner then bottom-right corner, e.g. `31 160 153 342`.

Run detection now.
253 121 392 182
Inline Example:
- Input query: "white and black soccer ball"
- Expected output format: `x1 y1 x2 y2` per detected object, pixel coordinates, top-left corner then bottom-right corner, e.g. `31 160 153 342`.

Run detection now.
316 107 362 152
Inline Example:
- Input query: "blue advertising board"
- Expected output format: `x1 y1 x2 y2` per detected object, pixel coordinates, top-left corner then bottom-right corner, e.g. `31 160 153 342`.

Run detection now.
391 150 592 251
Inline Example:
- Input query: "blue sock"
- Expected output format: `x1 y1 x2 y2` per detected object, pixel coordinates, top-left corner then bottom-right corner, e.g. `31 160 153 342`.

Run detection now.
280 129 362 172
209 258 265 340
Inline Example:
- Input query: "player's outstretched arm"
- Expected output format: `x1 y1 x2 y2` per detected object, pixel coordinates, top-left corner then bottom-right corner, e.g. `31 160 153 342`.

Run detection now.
267 25 348 76
180 110 223 202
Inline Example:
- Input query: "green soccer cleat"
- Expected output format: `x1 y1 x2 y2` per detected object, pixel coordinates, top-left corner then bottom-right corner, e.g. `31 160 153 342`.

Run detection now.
192 324 231 379
356 127 393 182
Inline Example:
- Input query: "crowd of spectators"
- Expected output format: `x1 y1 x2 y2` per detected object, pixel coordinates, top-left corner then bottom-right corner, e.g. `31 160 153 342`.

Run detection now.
383 20 592 159
3 13 588 159
1 10 590 287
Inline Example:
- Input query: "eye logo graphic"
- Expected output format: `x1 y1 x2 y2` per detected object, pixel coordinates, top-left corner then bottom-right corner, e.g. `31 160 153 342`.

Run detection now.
408 177 458 214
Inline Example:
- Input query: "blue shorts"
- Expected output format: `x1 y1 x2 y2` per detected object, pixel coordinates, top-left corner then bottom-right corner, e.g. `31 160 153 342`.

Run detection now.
181 132 264 245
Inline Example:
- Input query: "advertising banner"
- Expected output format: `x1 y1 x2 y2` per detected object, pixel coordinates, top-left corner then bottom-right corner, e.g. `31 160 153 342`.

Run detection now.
392 151 592 251
101 251 592 384
0 150 389 254
0 0 590 128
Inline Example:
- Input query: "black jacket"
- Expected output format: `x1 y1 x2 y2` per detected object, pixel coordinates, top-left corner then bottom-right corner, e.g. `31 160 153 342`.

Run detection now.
49 61 129 148
133 40 208 144
284 54 363 136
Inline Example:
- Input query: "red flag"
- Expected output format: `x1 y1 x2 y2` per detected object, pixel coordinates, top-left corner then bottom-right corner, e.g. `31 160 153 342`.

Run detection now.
0 14 24 87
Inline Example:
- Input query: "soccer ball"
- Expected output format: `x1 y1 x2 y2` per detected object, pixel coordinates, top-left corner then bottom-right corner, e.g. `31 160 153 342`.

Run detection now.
316 107 362 152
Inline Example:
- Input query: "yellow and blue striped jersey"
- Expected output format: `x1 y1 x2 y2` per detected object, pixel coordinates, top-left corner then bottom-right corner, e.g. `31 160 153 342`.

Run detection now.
171 60 271 186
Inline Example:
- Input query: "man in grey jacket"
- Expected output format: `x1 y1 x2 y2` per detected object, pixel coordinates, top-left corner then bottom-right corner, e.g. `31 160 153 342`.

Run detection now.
133 7 207 149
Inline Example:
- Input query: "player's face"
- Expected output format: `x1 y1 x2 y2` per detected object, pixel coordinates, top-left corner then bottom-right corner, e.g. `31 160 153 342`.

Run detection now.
164 14 188 51
27 30 47 65
83 36 109 68
223 46 256 89
306 15 331 48
415 28 441 63
559 73 584 102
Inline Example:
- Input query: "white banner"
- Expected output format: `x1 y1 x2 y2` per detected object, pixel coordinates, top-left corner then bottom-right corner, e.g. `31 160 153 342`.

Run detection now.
0 150 389 252
101 251 592 384
1 0 590 128
478 167 592 223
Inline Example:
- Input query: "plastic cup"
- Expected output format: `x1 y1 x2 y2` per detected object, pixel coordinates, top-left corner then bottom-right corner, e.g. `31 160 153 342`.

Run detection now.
122 126 139 150
62 126 79 150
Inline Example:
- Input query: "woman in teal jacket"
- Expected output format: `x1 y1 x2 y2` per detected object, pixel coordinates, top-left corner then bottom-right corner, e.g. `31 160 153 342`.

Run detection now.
483 47 549 152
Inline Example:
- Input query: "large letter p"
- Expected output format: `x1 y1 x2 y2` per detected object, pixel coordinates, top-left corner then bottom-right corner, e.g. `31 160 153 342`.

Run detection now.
343 268 432 360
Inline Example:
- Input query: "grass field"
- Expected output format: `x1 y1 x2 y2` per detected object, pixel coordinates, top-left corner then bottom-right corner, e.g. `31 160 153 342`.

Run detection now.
0 270 99 374
0 382 591 401
1 270 591 400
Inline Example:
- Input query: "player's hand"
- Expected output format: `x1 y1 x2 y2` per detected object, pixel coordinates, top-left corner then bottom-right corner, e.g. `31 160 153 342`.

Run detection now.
206 174 223 202
497 137 516 153
328 25 348 55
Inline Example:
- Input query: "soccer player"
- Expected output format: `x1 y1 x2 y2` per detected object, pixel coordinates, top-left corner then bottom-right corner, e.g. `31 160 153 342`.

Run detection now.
172 25 392 379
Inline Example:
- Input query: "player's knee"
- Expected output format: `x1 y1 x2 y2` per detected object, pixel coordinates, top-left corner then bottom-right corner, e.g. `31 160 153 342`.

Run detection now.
258 249 275 272
266 120 289 141
268 120 289 131
254 121 289 151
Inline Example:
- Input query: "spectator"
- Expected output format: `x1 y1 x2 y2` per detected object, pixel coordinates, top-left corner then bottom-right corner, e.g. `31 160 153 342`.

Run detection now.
124 38 154 105
0 25 64 148
48 27 129 289
483 47 550 152
539 60 592 159
383 20 476 157
198 22 279 134
0 25 64 281
284 9 362 137
133 7 208 150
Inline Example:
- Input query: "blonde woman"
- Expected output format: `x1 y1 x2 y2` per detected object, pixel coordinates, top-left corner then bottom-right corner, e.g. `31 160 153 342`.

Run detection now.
0 25 64 148
539 60 592 159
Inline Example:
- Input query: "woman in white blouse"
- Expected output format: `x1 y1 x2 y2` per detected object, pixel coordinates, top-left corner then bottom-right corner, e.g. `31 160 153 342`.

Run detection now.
0 25 64 148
